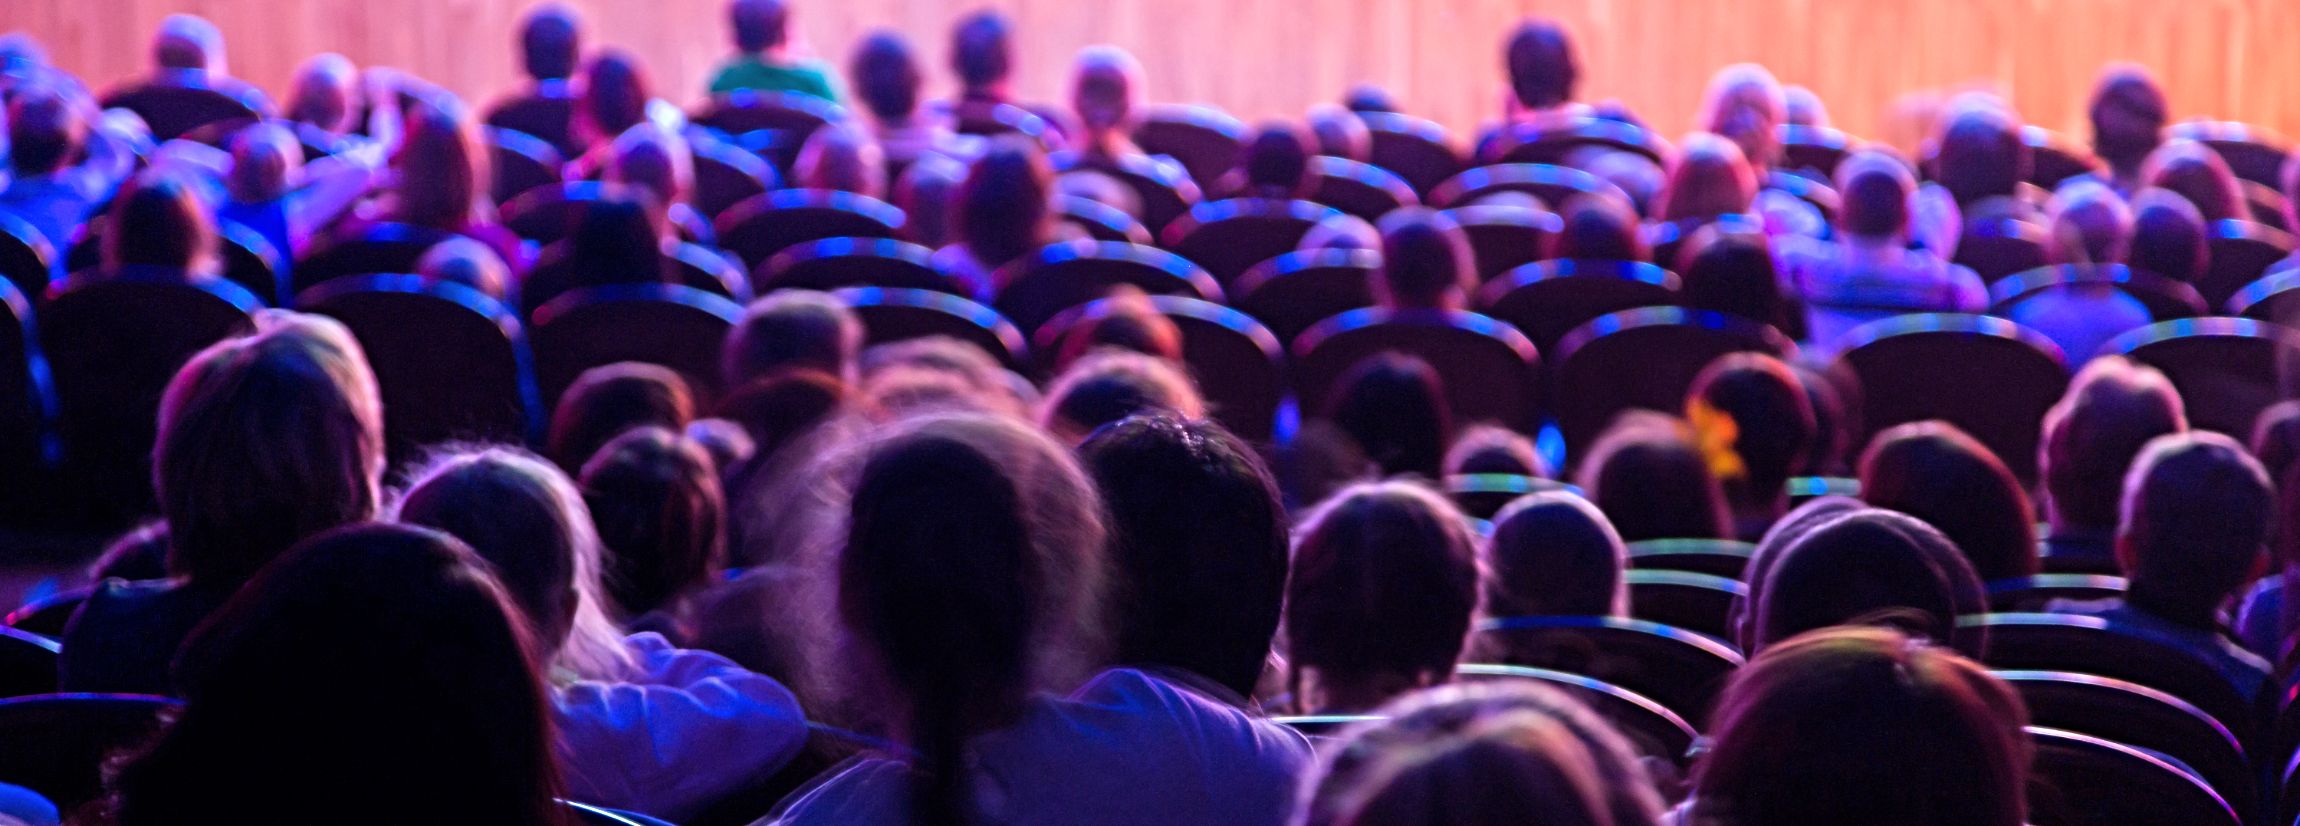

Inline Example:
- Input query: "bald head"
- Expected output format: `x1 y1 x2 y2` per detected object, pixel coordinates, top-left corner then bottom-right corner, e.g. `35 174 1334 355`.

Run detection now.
153 14 225 75
228 121 302 203
519 3 582 81
730 0 790 54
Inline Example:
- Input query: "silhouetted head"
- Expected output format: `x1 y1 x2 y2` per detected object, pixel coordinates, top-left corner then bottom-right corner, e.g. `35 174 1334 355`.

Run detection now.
151 15 226 75
1933 98 2030 208
1658 132 1759 221
9 83 84 178
1238 120 1314 199
519 3 582 82
729 0 791 54
950 10 1015 93
1504 19 1579 111
1575 412 1730 542
1070 45 1142 138
1835 148 1916 240
1374 208 1476 310
2044 179 2134 265
954 136 1055 268
850 30 922 125
2041 356 2186 534
2126 187 2208 281
1697 64 1787 170
1287 480 1481 713
2089 65 2167 176
1482 491 1628 618
288 53 359 134
795 121 886 197
2140 138 2246 222
1307 104 1371 163
724 290 862 387
105 167 219 275
1553 193 1648 261
577 49 650 146
1858 422 2038 582
227 120 303 203
2118 432 2274 626
1687 352 1815 526
1036 350 1204 444
546 362 697 472
580 426 727 619
1325 352 1454 481
1679 224 1784 325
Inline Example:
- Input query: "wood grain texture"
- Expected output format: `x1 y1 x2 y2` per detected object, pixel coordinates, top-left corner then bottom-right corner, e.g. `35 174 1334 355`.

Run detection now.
7 0 2295 152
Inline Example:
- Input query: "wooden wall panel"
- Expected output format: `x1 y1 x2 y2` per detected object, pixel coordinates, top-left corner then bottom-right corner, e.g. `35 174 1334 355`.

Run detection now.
6 0 2295 152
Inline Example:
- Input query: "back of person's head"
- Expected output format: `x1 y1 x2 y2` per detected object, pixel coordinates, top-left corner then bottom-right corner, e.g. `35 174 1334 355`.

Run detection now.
950 9 1015 91
1345 84 1398 114
1697 63 1786 169
833 412 1105 824
1238 120 1313 198
1733 494 1865 642
1933 98 2030 207
157 312 384 587
1504 18 1579 111
546 361 697 472
394 446 630 681
1686 353 1815 519
2286 152 2300 231
2045 179 2135 265
580 426 726 618
794 121 886 197
1575 412 1730 542
151 14 224 74
1692 626 2030 826
2041 356 2186 533
1037 349 1204 443
579 49 650 144
1835 148 1916 240
2252 401 2300 490
2126 187 2208 281
393 101 486 231
955 136 1054 267
1078 415 1286 698
2141 138 2246 223
1858 421 2038 582
1326 352 1453 480
1679 224 1783 325
565 187 666 286
1553 193 1648 261
518 3 582 82
1374 208 1476 309
1657 132 1757 222
1051 286 1184 368
850 30 921 125
1287 481 1481 708
1300 681 1665 826
1445 424 1546 477
227 120 303 204
1070 45 1142 137
857 336 1028 418
2119 432 2274 620
724 289 862 387
288 53 358 133
105 167 217 274
718 367 847 461
1754 508 1982 652
7 82 81 177
606 122 693 211
1483 491 1628 618
417 237 511 298
107 524 563 826
728 0 789 54
1784 85 1829 128
2090 64 2168 173
1308 103 1371 163
895 152 967 247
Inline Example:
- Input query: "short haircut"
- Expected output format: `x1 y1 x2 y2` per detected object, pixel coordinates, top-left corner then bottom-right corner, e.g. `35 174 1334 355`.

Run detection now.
1933 99 2030 207
2126 187 2209 281
1287 481 1481 685
1835 149 1915 239
1239 120 1312 196
1482 491 1627 617
1069 45 1142 135
7 83 82 176
2045 179 2135 265
1036 350 1205 443
519 3 581 81
579 50 650 140
105 168 218 273
1375 208 1476 308
1552 192 1648 261
1697 63 1786 168
152 14 223 73
950 10 1014 89
723 290 862 387
1679 224 1784 324
1504 18 1578 110
849 30 921 124
1857 421 2039 582
546 362 697 472
2141 138 2247 223
1079 415 1287 699
2041 356 2186 532
793 121 885 197
729 0 789 54
1658 132 1758 222
2119 432 2274 616
2089 65 2168 171
1325 352 1453 481
1754 509 1980 653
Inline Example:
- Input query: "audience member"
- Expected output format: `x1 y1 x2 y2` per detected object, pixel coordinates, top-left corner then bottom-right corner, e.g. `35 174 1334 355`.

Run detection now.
573 49 654 163
933 135 1055 296
2088 65 2170 197
1781 149 1987 352
1655 133 1758 223
707 0 841 102
2141 137 2247 223
1069 46 1146 162
2125 187 2209 282
1858 421 2039 582
141 14 269 108
1285 480 1480 714
1480 491 1629 618
723 289 863 389
1306 103 1371 163
848 31 953 178
1686 353 1816 541
892 152 966 247
1444 424 1546 478
1678 224 1789 329
1552 192 1650 261
1931 97 2033 217
2036 357 2187 573
1036 349 1204 444
792 121 887 197
285 52 360 137
2 83 136 261
1228 121 1314 200
1750 507 1985 654
484 3 583 155
1576 412 1731 542
1321 353 1453 481
373 101 520 261
1372 208 1475 310
415 236 510 298
546 361 698 473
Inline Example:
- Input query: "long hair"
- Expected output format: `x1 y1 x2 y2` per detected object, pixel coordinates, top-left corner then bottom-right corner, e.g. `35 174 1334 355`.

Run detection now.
106 524 568 826
394 446 635 682
393 101 491 231
1575 412 1730 542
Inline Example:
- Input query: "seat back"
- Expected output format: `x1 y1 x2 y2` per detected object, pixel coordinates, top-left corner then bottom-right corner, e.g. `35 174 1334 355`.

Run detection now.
1443 474 1575 520
2023 127 2106 190
761 237 961 294
99 74 264 141
0 278 55 521
2201 220 2299 310
0 629 57 700
1625 538 1757 580
1053 195 1154 245
1833 314 2069 482
484 126 564 207
667 243 752 304
530 284 743 414
1624 569 1744 643
690 136 778 220
1955 216 2052 284
0 693 175 814
1488 116 1671 166
994 241 1222 338
1446 204 1561 282
1307 156 1419 222
1984 574 2128 613
1035 294 1284 441
1292 308 1540 431
1232 248 1378 345
294 223 461 296
1468 615 1745 725
950 101 1054 146
1990 264 2209 321
2027 726 2241 826
1161 199 1339 287
713 190 905 270
42 273 259 520
2001 670 2253 815
1131 104 1246 192
833 286 1029 370
1478 259 1681 356
1965 613 2267 747
2231 263 2300 323
1645 214 1758 272
1431 163 1628 211
2 588 89 640
502 180 612 244
1779 124 1858 179
298 274 542 462
1052 151 1201 235
1552 307 1790 463
2108 317 2300 439
1454 664 1698 766
484 85 579 157
0 212 54 308
214 220 287 306
2169 121 2295 187
1359 112 1463 198
689 90 847 173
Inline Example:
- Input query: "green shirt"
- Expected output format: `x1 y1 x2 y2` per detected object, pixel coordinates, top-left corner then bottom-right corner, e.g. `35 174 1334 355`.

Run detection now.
707 55 842 103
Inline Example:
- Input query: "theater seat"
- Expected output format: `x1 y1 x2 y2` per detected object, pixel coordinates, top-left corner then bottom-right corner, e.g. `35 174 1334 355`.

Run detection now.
1034 294 1284 442
2200 220 2297 310
560 800 676 826
294 223 464 296
2 589 89 641
1292 308 1540 432
760 237 964 296
2000 670 2254 819
1131 104 1246 193
1485 116 1670 167
1359 111 1464 199
1444 474 1575 521
0 629 56 700
99 71 267 141
1624 570 1744 644
1625 539 1757 580
530 284 743 414
713 189 905 271
1455 663 1698 767
0 693 174 814
298 274 543 464
1477 259 1681 357
1989 264 2209 322
2026 726 2240 826
1232 248 1379 345
1467 615 1744 726
0 278 55 524
1984 574 2127 613
1963 613 2268 750
2022 127 2105 190
689 89 848 175
832 286 1029 370
2168 121 2294 188
1779 124 1859 180
501 180 613 244
1551 306 1792 465
690 137 779 220
1446 203 1562 283
1053 195 1154 245
1306 156 1419 223
2107 317 2300 440
484 126 564 207
1050 151 1202 236
1955 216 2051 285
1161 199 1341 288
1833 314 2068 483
0 213 55 309
993 241 1222 340
1430 163 1627 211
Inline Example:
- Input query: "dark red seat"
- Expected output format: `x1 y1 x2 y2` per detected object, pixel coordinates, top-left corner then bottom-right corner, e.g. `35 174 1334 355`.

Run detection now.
485 126 564 207
2169 121 2294 188
1232 248 1378 345
1478 259 1681 356
992 241 1222 340
520 242 750 317
1359 111 1464 199
1050 151 1201 235
1036 294 1284 441
1486 116 1670 166
1833 314 2069 483
1052 195 1153 245
2107 316 2300 440
950 100 1057 147
1160 198 1340 287
690 136 779 220
1431 163 1627 211
0 693 175 814
41 271 259 521
1989 264 2209 321
2199 220 2298 311
1764 171 1842 224
714 189 905 271
1644 214 1739 273
832 286 1029 370
0 212 55 308
1455 664 1699 766
2246 182 2292 232
1443 474 1575 521
529 284 743 414
1625 539 1756 580
294 223 463 296
1956 216 2053 284
2004 670 2253 816
666 242 751 303
689 90 848 174
1551 306 1790 463
2023 126 2106 190
2230 262 2300 322
99 71 267 141
1130 104 1245 193
1469 615 1745 725
1779 124 1859 180
760 237 961 295
297 274 542 464
1965 613 2268 751
1624 570 1744 643
1306 156 1419 223
2026 726 2241 826
1446 204 1561 282
1292 308 1539 431
484 82 580 159
0 278 55 524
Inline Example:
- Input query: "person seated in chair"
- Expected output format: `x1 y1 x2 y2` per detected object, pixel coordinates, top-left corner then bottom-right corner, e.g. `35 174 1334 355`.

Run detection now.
848 31 967 182
791 120 886 199
71 167 221 288
1654 132 1759 226
932 136 1057 299
134 14 271 111
2140 138 2248 224
2036 357 2187 575
2050 432 2275 699
1284 480 1480 715
1065 46 1152 170
706 0 841 103
1696 63 1834 237
284 53 362 142
2087 65 2168 199
216 120 390 278
1779 149 1986 355
2125 187 2209 283
1686 353 1816 541
1576 412 1733 543
0 83 137 265
1475 491 1630 624
1306 103 1371 164
938 9 1069 143
483 3 583 156
2002 180 2151 365
1219 121 1315 201
1930 95 2038 223
604 121 711 244
1471 18 1596 163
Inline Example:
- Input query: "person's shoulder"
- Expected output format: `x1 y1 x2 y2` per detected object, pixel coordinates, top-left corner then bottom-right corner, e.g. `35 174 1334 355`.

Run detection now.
1066 668 1313 757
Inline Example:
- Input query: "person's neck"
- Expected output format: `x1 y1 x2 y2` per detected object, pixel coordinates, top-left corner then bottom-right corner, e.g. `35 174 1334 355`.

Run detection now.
2124 587 2222 632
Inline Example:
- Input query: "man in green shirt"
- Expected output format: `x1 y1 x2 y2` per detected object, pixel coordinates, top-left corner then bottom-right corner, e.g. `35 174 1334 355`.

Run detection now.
706 0 843 103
